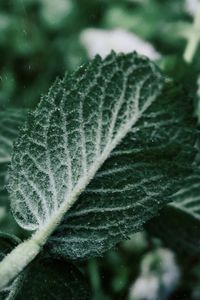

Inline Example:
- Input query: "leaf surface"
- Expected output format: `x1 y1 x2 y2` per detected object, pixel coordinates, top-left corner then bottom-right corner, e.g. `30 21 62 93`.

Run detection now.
45 84 198 259
9 52 197 259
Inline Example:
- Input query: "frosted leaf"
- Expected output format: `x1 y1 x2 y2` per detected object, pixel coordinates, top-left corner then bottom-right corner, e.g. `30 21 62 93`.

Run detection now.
80 29 160 60
9 53 197 259
45 82 198 260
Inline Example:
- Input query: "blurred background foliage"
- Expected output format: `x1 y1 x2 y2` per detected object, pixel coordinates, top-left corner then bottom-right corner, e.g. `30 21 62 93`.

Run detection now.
0 0 197 109
1 0 200 299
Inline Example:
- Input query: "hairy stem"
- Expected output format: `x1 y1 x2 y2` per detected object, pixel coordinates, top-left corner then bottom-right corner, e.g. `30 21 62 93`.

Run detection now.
0 194 78 290
184 1 200 63
0 239 40 290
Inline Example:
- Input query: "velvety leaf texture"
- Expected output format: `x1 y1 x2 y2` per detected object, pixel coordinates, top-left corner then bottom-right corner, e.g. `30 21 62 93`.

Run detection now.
9 52 197 260
147 170 200 254
46 83 198 260
4 260 90 300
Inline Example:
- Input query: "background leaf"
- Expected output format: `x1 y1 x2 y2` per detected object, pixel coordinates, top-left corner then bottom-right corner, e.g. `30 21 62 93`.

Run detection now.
0 108 27 236
0 108 26 204
0 163 9 208
0 232 20 261
147 170 200 254
0 108 26 164
5 259 90 300
0 234 90 300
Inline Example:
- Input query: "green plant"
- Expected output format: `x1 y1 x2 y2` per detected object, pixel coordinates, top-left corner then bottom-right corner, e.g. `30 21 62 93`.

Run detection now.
0 50 198 298
1 1 200 299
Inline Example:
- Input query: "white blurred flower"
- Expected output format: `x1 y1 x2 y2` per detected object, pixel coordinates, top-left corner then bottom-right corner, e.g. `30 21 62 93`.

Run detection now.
40 0 73 28
129 248 180 300
129 275 159 300
80 28 160 60
185 0 199 16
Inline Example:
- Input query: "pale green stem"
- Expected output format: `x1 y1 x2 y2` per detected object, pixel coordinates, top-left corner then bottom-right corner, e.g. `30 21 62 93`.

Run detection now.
0 194 79 291
184 1 200 63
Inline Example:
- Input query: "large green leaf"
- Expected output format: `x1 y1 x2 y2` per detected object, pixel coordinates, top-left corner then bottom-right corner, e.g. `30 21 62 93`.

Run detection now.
8 52 197 261
147 171 200 254
45 83 198 260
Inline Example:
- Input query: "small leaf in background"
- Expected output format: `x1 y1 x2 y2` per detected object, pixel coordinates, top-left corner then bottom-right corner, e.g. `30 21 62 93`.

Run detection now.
0 108 26 202
147 171 200 255
0 108 26 213
0 232 20 262
0 108 26 164
6 259 90 300
0 234 90 300
0 108 27 237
